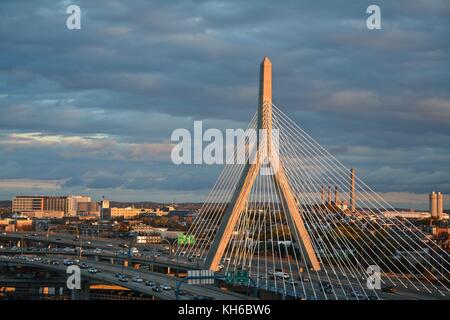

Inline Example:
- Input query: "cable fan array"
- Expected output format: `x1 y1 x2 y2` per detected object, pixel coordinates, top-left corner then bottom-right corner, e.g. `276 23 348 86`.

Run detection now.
176 103 450 300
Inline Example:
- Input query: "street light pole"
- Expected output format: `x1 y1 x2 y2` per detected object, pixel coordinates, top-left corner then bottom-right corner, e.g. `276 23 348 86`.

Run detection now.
77 226 82 261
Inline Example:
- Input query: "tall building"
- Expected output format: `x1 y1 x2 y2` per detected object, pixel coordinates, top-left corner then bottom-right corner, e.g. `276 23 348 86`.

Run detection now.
430 191 438 218
77 202 100 216
43 196 67 212
67 195 91 217
100 197 110 220
437 192 444 220
12 195 66 219
12 196 44 213
101 198 110 209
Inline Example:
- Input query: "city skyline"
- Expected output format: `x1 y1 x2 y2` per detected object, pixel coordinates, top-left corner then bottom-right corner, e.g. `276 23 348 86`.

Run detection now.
1 1 450 209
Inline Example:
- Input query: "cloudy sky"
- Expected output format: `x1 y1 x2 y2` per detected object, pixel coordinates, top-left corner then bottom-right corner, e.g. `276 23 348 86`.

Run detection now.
0 0 449 209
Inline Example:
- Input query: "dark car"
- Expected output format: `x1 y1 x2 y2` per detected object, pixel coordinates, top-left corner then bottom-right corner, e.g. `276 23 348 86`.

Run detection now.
193 295 214 300
178 290 188 296
382 286 397 293
152 286 163 292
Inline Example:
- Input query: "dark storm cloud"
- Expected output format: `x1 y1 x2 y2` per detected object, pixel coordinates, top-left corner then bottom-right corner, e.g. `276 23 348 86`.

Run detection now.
0 0 449 207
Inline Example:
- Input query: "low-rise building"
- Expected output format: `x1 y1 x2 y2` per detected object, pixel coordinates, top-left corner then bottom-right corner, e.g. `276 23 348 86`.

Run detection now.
21 210 64 219
0 218 33 232
77 202 100 216
110 207 142 219
136 234 162 244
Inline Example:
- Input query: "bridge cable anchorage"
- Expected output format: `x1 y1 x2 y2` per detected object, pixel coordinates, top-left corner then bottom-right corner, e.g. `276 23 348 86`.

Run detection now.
176 58 449 300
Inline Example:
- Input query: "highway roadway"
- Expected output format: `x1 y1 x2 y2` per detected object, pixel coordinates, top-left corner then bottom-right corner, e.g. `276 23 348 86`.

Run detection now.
2 232 448 300
0 254 252 300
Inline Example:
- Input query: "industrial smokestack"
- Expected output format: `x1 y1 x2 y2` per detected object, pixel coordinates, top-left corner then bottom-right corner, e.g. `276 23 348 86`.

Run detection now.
430 191 437 218
350 168 356 212
437 192 444 220
321 186 325 204
335 186 339 205
327 186 332 204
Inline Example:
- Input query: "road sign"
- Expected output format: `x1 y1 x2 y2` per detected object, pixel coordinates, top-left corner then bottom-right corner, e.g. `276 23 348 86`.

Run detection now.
224 270 249 285
187 270 215 284
177 234 196 245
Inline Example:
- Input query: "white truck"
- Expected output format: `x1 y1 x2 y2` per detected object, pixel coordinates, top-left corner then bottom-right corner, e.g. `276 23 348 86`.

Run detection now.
274 271 290 280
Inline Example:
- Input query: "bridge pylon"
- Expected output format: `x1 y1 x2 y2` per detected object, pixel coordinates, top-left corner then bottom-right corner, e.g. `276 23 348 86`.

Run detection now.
203 57 320 272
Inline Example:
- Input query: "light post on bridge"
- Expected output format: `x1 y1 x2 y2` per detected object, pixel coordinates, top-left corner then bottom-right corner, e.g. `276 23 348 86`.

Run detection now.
160 238 178 257
77 226 83 261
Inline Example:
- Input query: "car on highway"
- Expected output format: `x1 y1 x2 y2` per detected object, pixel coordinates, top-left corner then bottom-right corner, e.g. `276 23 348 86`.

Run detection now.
145 281 156 287
80 263 89 269
321 287 333 294
285 279 298 286
63 259 74 266
88 268 99 274
274 271 290 280
348 289 365 299
152 286 162 292
50 260 60 265
106 243 114 247
193 295 213 300
161 284 172 291
382 286 397 294
178 290 188 296
132 276 144 283
118 275 128 282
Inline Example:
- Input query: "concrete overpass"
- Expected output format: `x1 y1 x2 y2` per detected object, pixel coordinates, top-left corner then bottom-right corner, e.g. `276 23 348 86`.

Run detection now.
0 232 197 270
0 255 253 300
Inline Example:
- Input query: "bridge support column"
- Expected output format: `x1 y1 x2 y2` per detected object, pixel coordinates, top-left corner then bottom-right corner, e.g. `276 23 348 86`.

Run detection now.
167 266 171 274
94 255 100 262
70 281 90 300
123 260 129 267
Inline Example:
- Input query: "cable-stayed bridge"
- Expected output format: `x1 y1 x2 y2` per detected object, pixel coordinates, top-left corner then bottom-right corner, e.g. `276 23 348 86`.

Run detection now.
176 57 450 300
0 57 448 301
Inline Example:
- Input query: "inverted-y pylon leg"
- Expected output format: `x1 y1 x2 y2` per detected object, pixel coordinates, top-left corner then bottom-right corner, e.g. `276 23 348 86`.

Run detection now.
275 166 321 271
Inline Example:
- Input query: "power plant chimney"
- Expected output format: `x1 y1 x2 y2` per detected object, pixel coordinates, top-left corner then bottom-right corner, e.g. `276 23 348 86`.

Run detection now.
430 191 437 218
335 186 339 205
321 186 325 204
437 192 444 220
350 168 356 212
327 186 332 204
